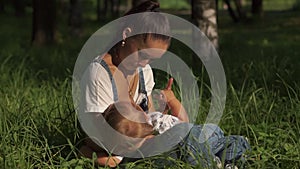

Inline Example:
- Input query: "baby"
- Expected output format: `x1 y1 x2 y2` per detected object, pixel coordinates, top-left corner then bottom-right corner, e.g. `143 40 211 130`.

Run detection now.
104 88 251 169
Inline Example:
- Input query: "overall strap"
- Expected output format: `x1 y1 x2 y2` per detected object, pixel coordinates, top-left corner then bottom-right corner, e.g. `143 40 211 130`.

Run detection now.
96 59 118 102
138 67 149 112
138 67 147 95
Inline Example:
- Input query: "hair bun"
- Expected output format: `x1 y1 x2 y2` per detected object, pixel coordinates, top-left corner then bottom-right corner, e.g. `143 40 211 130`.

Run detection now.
146 1 160 12
125 0 160 16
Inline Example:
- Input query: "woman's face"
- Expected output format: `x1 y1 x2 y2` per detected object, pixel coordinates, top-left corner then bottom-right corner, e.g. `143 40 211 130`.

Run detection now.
118 36 169 74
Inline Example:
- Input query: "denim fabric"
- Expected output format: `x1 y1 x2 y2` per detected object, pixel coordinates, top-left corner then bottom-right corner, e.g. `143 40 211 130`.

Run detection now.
122 123 251 168
179 124 218 167
178 124 251 167
216 135 251 163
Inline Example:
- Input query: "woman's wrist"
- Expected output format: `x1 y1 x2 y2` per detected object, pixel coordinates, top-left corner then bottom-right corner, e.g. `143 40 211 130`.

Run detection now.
162 90 176 102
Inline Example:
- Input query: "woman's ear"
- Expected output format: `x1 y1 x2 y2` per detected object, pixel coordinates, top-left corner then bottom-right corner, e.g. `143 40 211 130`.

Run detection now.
122 27 132 40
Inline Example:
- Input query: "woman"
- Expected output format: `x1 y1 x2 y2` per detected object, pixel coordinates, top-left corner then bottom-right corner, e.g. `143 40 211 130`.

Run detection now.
78 1 172 167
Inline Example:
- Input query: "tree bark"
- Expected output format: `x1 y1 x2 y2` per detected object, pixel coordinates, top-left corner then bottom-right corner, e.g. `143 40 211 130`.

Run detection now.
223 0 239 22
192 0 219 50
252 0 263 17
132 0 148 8
12 0 25 17
97 0 100 21
126 0 132 11
68 0 82 36
103 0 120 18
233 0 247 20
0 0 5 13
32 0 57 45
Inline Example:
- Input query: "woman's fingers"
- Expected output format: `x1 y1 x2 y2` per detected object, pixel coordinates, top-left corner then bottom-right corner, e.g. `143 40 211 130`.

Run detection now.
165 78 173 90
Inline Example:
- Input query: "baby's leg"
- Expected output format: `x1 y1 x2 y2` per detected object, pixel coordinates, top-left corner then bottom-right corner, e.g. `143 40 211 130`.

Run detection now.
217 135 251 164
200 123 226 154
179 125 217 167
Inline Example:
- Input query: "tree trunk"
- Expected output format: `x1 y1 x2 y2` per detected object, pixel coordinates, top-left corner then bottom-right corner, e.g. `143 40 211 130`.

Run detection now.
97 0 102 21
126 0 132 11
12 0 25 17
0 0 5 13
113 0 120 17
192 0 219 50
252 0 263 17
223 0 239 22
132 0 148 8
32 0 57 45
68 0 82 36
97 0 107 21
103 0 107 17
233 0 247 20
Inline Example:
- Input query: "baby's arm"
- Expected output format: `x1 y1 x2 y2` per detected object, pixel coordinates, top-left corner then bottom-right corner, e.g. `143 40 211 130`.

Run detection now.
79 139 122 167
96 153 122 167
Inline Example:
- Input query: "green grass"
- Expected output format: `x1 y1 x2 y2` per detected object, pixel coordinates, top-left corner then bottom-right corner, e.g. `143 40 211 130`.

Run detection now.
1 3 300 169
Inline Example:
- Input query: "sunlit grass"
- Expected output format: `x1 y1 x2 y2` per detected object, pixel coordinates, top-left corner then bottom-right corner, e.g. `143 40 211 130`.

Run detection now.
0 2 300 168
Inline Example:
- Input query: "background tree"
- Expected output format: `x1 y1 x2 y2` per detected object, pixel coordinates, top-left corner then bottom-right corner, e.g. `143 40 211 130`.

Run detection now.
191 0 219 50
97 0 102 21
223 0 247 22
0 0 5 13
252 0 263 17
223 0 239 22
132 0 149 7
12 0 25 17
97 0 121 20
32 0 57 45
105 0 120 17
233 0 247 20
68 0 82 36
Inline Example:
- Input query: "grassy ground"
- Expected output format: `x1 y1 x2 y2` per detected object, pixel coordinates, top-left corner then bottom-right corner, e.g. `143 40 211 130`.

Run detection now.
1 2 300 169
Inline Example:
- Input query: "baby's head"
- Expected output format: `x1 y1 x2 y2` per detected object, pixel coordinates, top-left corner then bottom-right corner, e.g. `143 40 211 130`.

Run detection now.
104 102 154 138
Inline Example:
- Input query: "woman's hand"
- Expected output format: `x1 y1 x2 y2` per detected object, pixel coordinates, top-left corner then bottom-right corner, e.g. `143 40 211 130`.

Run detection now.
159 78 189 122
161 78 176 103
155 78 175 114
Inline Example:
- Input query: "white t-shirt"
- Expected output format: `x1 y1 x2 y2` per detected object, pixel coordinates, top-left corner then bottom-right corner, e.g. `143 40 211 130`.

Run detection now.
80 56 155 113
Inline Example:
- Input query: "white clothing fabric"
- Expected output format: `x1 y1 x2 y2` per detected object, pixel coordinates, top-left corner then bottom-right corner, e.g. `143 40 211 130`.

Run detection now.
147 112 180 134
80 56 155 113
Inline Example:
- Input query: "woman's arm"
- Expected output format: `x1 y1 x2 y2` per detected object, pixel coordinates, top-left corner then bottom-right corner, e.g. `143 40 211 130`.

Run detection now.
162 89 189 122
161 78 189 122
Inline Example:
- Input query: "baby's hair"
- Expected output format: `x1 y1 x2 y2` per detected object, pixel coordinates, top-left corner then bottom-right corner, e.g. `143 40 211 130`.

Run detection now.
104 102 154 138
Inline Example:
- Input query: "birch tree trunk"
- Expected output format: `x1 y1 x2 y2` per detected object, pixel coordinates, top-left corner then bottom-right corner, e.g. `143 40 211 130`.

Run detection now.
192 0 219 50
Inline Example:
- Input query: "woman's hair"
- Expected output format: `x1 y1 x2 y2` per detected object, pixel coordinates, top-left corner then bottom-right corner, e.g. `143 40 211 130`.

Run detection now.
123 0 171 43
103 102 154 138
108 0 171 55
124 0 160 16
